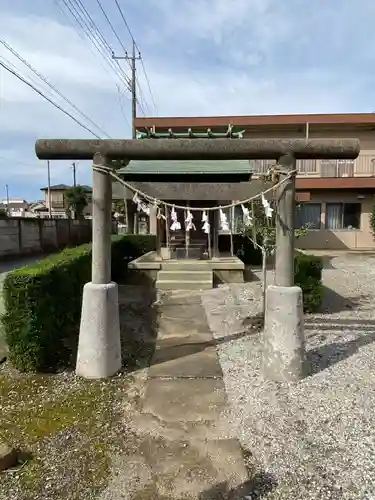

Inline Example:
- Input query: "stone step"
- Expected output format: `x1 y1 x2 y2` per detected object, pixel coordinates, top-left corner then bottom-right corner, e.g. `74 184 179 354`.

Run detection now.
156 279 212 291
158 270 212 282
162 260 211 272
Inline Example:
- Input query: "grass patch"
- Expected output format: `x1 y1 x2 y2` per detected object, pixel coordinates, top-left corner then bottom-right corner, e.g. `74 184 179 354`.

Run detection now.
0 284 156 500
0 370 132 499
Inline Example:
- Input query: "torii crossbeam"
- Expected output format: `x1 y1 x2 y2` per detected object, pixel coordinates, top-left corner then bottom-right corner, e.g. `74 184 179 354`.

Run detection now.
35 138 360 381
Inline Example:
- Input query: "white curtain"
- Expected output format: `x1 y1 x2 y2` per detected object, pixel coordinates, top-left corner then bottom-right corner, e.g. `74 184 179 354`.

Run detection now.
325 203 342 229
297 203 321 229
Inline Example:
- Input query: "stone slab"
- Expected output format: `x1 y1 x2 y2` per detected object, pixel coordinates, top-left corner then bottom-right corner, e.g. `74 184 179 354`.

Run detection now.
149 338 222 379
143 378 226 423
157 316 211 338
160 303 207 321
137 437 249 499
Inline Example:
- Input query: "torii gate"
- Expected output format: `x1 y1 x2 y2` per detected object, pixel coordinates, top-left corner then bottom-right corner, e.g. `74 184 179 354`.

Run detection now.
35 138 360 382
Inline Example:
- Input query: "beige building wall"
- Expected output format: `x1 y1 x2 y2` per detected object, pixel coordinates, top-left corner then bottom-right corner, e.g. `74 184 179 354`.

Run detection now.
297 192 374 250
243 128 375 148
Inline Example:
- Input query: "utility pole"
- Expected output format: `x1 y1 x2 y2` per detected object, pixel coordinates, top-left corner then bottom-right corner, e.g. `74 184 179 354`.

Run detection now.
72 162 77 188
47 160 52 218
5 184 9 216
112 40 141 139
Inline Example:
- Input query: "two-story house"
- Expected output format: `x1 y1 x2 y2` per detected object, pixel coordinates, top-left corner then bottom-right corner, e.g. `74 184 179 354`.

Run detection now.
122 112 375 251
0 198 29 217
40 184 93 218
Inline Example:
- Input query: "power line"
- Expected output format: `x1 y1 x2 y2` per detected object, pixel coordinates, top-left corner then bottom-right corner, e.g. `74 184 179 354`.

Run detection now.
67 0 130 87
139 58 158 115
113 0 158 115
95 0 127 54
135 79 151 115
54 0 132 130
73 0 131 89
75 0 112 52
0 38 111 138
57 0 131 91
0 156 41 168
0 59 102 138
0 53 59 103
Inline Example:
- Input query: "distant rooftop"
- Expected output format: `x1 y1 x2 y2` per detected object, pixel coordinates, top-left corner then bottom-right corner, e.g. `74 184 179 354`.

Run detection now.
40 184 92 192
1 198 28 204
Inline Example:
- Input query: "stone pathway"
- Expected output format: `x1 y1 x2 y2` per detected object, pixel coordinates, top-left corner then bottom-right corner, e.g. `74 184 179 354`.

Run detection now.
105 291 251 499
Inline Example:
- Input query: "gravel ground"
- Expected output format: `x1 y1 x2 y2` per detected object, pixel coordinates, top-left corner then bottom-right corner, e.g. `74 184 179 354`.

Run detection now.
0 284 155 500
202 253 375 500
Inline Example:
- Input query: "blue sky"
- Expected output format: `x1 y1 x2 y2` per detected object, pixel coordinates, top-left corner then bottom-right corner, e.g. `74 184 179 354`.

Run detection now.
1 0 375 201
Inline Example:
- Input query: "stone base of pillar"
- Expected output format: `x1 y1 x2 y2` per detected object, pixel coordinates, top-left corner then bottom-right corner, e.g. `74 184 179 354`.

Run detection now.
76 282 121 379
262 285 307 382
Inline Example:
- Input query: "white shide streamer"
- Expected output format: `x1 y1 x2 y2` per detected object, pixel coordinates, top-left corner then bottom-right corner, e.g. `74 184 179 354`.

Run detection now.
241 204 252 226
202 211 210 234
170 206 181 231
261 193 274 219
185 209 196 231
219 208 230 232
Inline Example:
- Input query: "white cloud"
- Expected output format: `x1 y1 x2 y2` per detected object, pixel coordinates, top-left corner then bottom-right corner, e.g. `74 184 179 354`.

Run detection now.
1 0 375 199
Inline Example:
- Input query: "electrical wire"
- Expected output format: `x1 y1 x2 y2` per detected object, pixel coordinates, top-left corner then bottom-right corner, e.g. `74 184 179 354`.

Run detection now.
54 0 132 129
135 80 150 116
113 0 158 115
0 38 111 138
73 0 131 88
95 0 127 54
0 156 41 168
0 59 101 138
56 0 131 91
67 0 130 87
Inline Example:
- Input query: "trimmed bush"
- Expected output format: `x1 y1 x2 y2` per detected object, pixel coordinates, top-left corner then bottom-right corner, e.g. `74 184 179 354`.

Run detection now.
235 240 324 312
294 253 323 313
1 235 156 372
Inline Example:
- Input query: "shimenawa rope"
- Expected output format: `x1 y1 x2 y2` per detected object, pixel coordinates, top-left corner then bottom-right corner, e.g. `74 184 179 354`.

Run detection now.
93 164 296 212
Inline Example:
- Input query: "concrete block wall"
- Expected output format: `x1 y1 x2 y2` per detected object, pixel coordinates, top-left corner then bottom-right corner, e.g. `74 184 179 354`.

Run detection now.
0 218 92 259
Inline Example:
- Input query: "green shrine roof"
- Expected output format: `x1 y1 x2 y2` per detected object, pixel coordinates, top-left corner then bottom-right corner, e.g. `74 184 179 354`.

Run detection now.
117 159 253 176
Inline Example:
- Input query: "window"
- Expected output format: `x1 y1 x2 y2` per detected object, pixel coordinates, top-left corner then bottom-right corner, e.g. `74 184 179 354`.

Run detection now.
325 203 361 230
296 203 321 229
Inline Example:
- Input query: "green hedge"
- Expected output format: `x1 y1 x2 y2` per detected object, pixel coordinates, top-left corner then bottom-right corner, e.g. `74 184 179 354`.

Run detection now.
294 252 323 313
235 239 323 312
1 235 156 372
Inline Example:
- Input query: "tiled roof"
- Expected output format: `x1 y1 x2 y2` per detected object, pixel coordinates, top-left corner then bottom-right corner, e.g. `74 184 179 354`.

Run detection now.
117 159 252 176
40 184 92 191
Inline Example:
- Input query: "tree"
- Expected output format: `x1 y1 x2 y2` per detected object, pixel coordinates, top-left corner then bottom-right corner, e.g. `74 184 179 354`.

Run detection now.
65 186 88 219
113 200 127 224
238 201 311 318
0 206 7 218
239 201 310 255
370 202 375 240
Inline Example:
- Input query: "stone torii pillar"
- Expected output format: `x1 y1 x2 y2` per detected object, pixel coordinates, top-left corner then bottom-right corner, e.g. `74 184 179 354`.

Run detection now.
76 153 121 378
262 153 304 382
35 138 360 379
